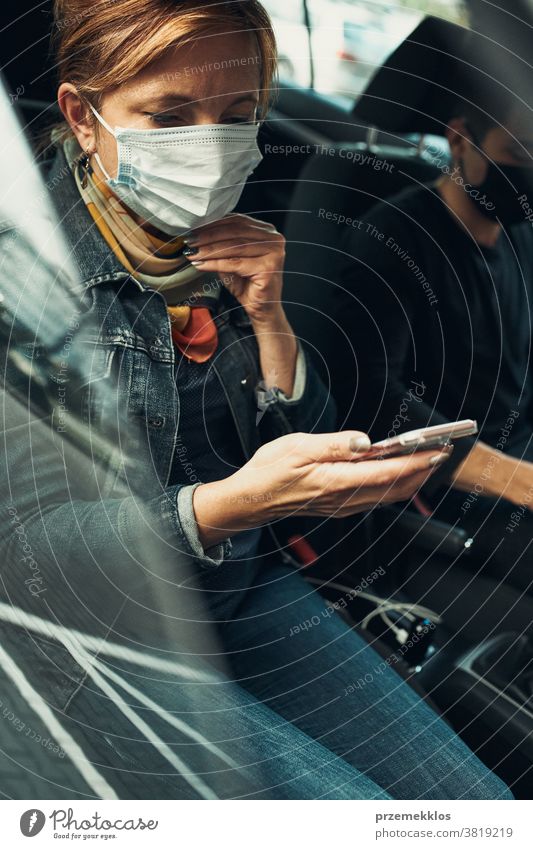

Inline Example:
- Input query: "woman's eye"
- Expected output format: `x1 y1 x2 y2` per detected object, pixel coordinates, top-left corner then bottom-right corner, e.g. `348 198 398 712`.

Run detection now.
146 113 184 125
144 113 256 127
223 116 256 125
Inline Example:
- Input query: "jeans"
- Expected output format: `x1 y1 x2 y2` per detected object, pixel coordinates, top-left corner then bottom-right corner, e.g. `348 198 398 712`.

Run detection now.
0 564 512 800
0 619 386 799
212 562 513 800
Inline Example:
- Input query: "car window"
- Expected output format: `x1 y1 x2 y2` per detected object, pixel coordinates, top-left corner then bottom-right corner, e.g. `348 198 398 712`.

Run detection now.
261 0 311 86
264 0 468 102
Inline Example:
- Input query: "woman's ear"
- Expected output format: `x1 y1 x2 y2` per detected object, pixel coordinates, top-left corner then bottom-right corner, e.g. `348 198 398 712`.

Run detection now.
57 83 96 152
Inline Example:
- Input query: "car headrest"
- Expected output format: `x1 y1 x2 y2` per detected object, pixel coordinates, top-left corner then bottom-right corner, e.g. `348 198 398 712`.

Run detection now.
282 145 441 424
352 15 533 135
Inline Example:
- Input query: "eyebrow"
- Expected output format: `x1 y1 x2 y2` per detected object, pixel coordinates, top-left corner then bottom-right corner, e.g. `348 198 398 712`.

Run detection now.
146 94 259 109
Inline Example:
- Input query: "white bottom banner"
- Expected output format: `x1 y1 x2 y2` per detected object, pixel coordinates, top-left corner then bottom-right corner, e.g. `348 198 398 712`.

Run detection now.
2 800 532 848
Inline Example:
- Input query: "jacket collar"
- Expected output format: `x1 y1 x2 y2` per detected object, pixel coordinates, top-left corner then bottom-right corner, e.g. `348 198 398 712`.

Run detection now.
44 145 248 321
45 145 132 291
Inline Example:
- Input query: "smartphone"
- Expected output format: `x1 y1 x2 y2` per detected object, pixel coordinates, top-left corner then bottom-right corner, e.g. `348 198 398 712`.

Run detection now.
367 419 478 458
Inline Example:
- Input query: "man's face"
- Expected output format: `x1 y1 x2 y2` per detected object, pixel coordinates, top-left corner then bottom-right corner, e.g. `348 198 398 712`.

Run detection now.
477 106 533 167
450 105 533 184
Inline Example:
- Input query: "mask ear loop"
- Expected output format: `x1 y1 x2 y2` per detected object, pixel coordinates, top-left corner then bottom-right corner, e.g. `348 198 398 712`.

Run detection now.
88 102 115 181
89 102 116 136
463 121 488 162
457 121 485 185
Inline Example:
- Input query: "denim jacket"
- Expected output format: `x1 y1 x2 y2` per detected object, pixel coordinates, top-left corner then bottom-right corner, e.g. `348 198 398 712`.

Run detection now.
0 146 335 641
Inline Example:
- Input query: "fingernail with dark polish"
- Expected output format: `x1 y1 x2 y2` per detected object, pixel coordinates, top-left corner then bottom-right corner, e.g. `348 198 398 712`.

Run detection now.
183 246 199 257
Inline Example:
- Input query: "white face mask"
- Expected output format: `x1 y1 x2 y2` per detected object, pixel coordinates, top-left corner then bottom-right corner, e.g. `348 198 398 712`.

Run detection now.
89 105 263 236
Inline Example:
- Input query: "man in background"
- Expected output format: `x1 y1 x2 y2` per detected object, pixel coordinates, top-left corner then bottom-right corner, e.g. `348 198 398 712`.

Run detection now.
339 72 533 594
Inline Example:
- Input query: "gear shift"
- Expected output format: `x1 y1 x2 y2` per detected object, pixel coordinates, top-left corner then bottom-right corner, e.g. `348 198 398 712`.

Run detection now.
473 633 533 705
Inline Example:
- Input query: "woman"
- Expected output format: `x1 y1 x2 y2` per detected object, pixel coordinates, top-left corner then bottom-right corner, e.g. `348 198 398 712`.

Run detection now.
0 0 511 800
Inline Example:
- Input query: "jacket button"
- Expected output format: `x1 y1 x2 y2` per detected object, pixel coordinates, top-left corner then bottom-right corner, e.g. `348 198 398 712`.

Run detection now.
148 416 164 428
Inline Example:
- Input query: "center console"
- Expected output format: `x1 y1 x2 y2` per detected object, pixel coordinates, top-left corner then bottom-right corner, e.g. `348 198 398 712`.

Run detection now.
418 632 533 798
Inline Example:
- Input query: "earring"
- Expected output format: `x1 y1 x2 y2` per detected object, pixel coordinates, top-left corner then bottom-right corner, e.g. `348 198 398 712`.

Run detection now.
78 146 93 189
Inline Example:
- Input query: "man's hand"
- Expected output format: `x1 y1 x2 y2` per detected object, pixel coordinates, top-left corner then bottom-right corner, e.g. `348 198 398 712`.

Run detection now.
451 441 533 509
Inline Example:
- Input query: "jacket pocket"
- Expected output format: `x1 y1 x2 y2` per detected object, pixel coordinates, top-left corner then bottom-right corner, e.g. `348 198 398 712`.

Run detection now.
79 344 117 387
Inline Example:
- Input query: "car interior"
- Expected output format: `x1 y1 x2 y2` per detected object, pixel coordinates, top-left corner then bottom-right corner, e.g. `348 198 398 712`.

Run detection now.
2 0 533 799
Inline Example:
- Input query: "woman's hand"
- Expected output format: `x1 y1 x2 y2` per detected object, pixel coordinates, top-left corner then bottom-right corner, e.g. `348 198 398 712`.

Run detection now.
184 213 285 325
193 430 453 549
185 213 298 396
